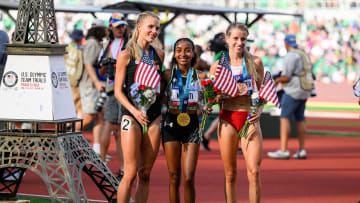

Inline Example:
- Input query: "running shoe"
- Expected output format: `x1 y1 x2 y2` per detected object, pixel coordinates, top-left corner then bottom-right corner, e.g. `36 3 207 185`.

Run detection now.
267 149 290 159
292 149 307 159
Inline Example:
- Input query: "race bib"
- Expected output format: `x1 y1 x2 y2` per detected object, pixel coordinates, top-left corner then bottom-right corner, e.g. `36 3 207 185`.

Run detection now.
121 118 131 132
188 90 198 104
171 85 180 106
170 85 198 106
243 78 253 95
244 78 253 90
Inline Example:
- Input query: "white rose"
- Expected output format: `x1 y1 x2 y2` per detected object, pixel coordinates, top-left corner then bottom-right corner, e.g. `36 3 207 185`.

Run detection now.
143 89 155 99
251 92 259 100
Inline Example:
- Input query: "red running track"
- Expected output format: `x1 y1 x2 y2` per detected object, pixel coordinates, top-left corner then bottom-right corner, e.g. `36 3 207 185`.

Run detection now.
16 132 360 203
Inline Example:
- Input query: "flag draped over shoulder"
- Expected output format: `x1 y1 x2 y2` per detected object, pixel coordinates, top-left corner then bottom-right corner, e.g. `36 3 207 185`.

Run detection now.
134 54 160 89
259 71 280 108
213 52 238 97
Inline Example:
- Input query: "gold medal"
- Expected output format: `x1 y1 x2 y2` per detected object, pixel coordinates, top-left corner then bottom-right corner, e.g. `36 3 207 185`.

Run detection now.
177 113 191 127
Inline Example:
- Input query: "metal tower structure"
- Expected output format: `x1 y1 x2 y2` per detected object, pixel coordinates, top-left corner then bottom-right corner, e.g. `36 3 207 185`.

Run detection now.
0 1 119 202
13 0 58 44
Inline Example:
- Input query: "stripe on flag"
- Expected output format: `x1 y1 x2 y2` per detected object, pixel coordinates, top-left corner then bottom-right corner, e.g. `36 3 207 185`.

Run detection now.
213 52 238 97
259 71 280 108
134 54 160 89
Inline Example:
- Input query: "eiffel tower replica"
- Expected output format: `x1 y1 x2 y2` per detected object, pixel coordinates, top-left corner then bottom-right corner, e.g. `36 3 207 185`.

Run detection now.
0 0 118 202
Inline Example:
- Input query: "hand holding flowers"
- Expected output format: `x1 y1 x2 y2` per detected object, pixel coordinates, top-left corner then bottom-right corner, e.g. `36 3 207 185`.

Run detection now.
199 78 221 133
130 83 156 134
238 91 266 138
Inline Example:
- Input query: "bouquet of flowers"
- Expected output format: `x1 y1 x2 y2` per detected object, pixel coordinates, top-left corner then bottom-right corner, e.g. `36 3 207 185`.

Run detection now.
130 83 156 134
238 71 280 138
238 91 266 137
199 78 220 133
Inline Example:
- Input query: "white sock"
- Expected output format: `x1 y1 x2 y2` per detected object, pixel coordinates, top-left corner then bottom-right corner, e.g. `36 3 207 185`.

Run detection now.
93 143 100 153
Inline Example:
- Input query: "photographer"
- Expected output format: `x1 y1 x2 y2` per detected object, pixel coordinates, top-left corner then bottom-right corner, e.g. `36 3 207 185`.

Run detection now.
268 34 313 159
79 19 107 155
98 14 128 176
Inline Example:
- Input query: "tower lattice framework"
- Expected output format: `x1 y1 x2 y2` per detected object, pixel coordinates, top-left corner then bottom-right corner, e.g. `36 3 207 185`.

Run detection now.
13 0 58 44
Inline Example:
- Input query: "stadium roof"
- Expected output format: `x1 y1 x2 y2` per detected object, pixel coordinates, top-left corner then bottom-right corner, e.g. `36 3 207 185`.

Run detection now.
0 1 131 21
0 0 303 43
103 1 303 27
0 1 302 27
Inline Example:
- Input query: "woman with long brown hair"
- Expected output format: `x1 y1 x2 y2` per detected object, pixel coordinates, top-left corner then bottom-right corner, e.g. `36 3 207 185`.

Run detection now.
114 11 164 203
209 23 264 203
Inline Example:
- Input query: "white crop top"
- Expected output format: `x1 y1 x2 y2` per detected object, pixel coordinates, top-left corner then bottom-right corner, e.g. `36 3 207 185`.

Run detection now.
231 65 242 75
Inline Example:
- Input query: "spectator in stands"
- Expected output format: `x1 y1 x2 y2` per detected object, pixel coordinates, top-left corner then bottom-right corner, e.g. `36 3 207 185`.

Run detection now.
114 11 164 203
64 29 84 131
79 19 107 155
268 34 312 159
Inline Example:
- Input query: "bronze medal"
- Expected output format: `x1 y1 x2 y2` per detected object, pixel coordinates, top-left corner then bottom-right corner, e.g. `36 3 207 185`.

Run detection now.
177 113 191 127
237 82 248 96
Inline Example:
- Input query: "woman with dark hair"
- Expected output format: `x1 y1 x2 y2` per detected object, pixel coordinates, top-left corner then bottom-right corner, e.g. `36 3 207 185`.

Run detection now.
114 11 164 203
209 23 264 203
79 20 107 156
162 38 206 203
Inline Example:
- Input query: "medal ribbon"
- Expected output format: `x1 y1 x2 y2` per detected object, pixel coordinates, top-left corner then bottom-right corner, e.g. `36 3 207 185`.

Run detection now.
137 42 154 64
235 55 251 82
176 66 193 113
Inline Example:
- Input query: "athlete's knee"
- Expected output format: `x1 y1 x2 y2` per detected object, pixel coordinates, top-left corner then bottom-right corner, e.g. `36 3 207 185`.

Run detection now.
247 166 260 184
137 167 152 183
224 168 237 184
183 175 195 188
169 171 181 187
122 169 137 185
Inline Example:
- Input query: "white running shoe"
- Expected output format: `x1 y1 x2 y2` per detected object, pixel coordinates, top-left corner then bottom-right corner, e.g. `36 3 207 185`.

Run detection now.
267 149 290 159
292 149 307 159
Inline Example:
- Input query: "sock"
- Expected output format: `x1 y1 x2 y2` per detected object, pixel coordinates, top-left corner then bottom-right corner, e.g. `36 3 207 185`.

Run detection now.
93 143 100 153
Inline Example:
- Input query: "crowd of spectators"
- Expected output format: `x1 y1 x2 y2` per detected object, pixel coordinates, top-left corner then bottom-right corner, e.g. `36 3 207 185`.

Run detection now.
0 9 359 84
164 15 360 84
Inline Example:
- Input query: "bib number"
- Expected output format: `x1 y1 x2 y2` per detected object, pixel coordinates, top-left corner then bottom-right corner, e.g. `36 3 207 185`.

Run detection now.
121 118 131 132
171 85 198 106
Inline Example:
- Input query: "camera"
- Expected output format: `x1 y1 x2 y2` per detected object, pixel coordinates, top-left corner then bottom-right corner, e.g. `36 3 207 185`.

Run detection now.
94 91 107 112
272 71 282 81
100 58 117 80
99 58 117 94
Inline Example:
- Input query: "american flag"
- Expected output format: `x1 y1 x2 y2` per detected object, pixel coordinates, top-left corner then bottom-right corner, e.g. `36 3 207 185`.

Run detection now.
134 53 160 89
259 71 280 108
214 52 238 97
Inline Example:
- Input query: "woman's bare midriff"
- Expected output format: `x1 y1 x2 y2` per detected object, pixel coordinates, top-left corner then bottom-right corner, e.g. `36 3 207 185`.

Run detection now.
222 95 251 112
